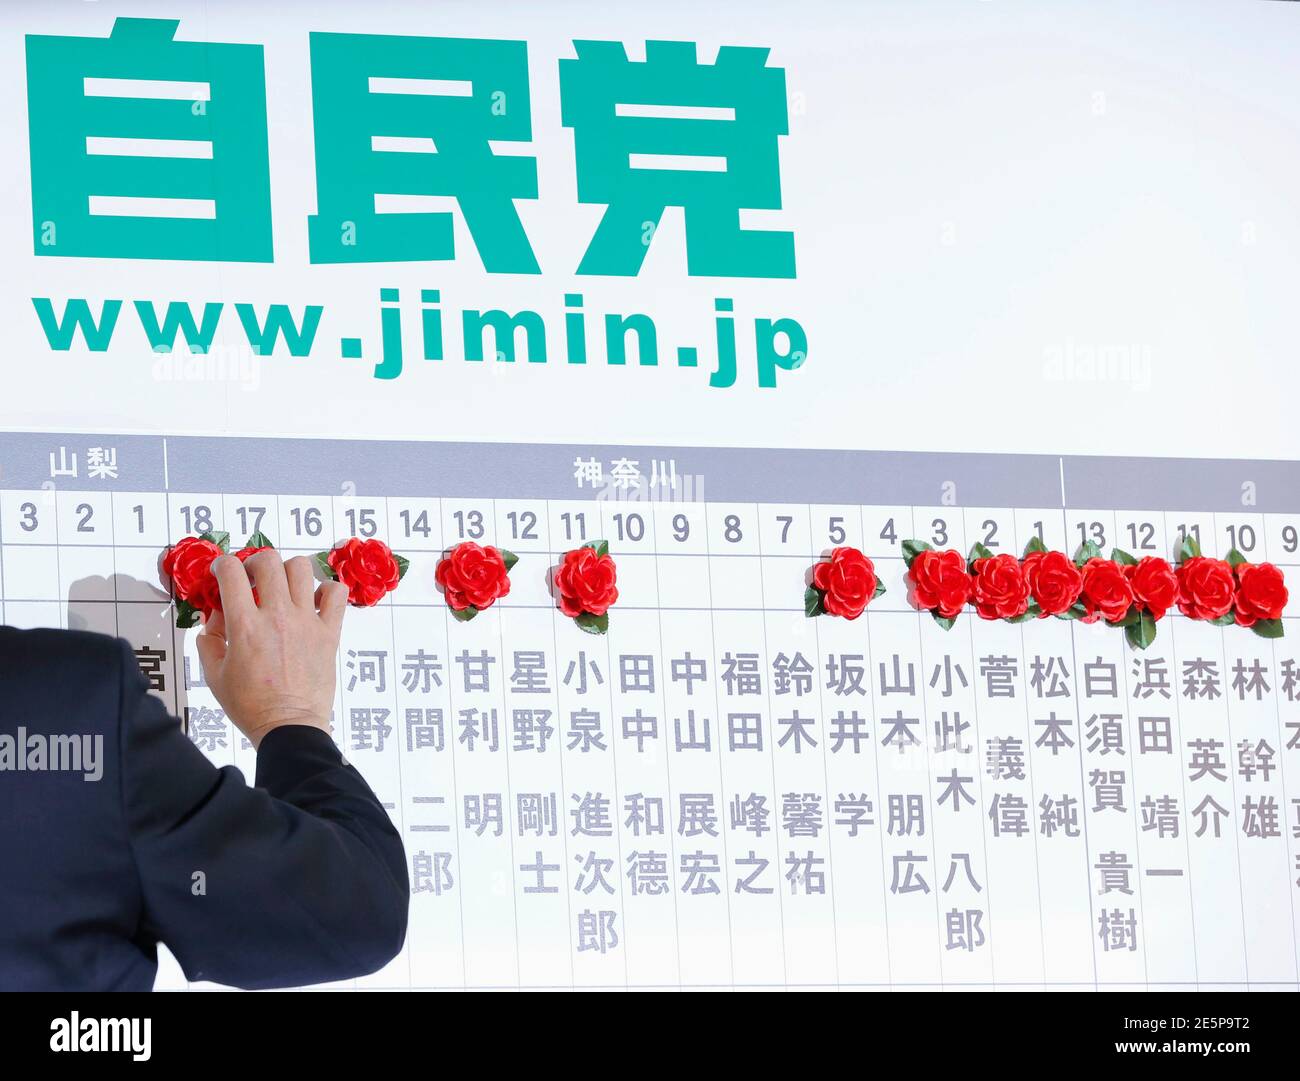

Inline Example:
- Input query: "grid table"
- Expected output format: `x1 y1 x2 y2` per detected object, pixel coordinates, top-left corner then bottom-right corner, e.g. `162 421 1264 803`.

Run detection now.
2 431 1299 990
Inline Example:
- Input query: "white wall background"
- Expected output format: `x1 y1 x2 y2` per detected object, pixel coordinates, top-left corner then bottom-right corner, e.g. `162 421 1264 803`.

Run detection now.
2 0 1298 460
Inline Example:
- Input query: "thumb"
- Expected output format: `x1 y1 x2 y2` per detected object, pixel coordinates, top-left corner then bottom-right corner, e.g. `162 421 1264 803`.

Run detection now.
202 609 227 640
196 618 227 678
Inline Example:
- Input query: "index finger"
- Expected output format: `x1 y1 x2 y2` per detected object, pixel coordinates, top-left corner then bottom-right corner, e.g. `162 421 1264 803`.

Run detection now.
212 555 257 626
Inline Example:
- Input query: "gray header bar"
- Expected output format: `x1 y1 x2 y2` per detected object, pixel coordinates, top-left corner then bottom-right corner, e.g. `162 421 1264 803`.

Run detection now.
0 431 1297 512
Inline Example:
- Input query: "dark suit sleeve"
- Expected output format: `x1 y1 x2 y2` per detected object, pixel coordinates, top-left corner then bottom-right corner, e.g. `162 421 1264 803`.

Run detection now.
116 640 409 989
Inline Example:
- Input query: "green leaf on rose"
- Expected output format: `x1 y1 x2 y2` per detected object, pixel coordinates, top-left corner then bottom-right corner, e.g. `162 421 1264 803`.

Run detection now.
244 531 275 550
872 580 887 599
313 551 337 581
932 613 956 631
1251 618 1284 639
1056 605 1087 621
1226 547 1247 568
1023 536 1049 557
575 611 609 635
1111 547 1137 567
174 598 200 629
1074 540 1102 566
901 539 931 567
201 530 230 553
586 539 610 559
1125 611 1157 650
805 586 825 618
1210 612 1236 627
1005 610 1036 624
394 554 410 581
1177 534 1202 563
450 605 479 622
500 548 519 572
967 542 994 570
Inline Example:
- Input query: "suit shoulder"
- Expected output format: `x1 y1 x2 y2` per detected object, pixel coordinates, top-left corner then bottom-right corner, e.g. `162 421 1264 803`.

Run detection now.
0 621 134 722
0 621 126 670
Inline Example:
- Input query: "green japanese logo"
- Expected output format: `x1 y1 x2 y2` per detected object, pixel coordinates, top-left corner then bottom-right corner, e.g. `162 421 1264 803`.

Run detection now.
27 18 795 278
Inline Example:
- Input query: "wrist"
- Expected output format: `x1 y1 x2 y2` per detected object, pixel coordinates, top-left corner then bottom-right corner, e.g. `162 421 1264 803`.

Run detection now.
241 709 331 750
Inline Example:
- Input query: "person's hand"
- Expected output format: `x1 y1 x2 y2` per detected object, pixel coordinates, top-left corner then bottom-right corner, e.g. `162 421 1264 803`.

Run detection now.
197 550 348 749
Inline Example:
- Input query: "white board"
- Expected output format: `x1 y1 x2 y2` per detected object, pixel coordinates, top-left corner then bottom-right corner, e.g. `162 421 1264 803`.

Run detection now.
2 0 1299 990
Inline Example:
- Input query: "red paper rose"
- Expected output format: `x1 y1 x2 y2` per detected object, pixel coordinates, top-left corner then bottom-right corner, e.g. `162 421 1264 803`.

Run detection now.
436 541 512 613
162 535 223 617
908 548 972 620
555 545 619 618
1233 562 1288 628
811 547 879 620
1125 556 1178 620
970 553 1031 620
1078 558 1133 624
1176 556 1235 621
1022 549 1083 617
328 537 402 607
